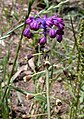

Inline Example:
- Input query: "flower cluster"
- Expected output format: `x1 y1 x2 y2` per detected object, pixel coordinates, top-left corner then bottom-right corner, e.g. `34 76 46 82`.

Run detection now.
23 15 64 45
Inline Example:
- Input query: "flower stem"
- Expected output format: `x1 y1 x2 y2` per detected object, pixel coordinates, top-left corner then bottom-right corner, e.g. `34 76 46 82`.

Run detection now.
46 67 50 119
37 44 41 66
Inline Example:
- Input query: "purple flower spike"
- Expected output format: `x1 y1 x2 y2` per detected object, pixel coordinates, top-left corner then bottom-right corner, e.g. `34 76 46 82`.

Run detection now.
24 15 64 44
40 36 46 45
56 35 62 42
23 28 33 38
30 21 40 31
49 29 56 38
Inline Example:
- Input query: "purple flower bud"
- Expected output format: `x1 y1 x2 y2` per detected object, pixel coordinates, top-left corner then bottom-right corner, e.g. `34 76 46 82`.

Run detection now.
46 20 53 27
23 28 33 38
52 16 64 24
56 35 62 42
56 18 63 23
26 17 34 24
53 20 64 30
30 21 40 31
51 16 64 30
53 20 59 27
53 20 58 26
49 29 56 38
57 30 64 35
56 18 65 26
39 36 46 45
58 23 64 30
51 15 58 20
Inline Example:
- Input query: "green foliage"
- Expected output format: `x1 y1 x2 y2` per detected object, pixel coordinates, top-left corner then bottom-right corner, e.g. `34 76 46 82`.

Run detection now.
0 0 84 119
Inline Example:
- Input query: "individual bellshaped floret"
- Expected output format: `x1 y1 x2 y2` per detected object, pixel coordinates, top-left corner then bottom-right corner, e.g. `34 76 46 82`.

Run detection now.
23 28 33 38
30 21 40 31
49 29 56 38
56 35 62 42
26 17 34 24
56 30 64 35
39 36 46 45
46 18 53 27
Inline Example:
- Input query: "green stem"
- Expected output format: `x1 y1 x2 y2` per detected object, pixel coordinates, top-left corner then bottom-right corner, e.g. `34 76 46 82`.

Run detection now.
70 16 79 52
37 44 41 66
2 0 35 102
26 113 47 118
46 67 50 119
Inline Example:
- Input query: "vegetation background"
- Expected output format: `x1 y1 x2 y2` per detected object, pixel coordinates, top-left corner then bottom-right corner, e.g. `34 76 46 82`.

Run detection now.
0 0 84 119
